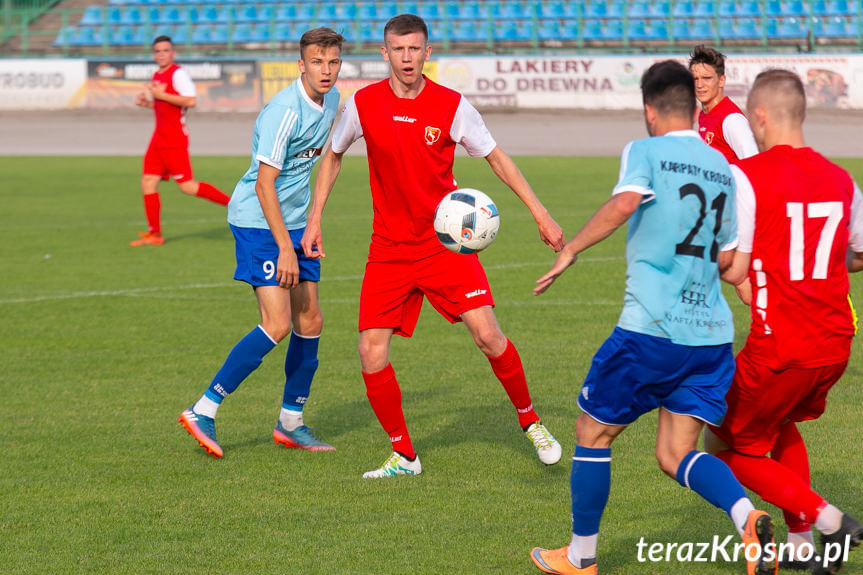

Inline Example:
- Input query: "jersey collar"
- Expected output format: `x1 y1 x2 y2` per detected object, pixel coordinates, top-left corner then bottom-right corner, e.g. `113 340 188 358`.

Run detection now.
296 77 324 113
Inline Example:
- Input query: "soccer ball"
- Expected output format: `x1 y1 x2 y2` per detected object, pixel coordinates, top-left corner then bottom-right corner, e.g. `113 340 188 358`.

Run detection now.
433 188 500 254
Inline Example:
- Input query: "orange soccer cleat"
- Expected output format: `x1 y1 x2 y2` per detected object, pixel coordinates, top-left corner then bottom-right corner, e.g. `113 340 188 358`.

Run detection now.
530 547 597 575
742 510 778 575
130 232 164 246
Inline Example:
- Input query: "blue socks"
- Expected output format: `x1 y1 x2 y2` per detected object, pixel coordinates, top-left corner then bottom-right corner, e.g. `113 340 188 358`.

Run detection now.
571 445 612 536
282 331 320 411
205 325 277 403
676 450 747 515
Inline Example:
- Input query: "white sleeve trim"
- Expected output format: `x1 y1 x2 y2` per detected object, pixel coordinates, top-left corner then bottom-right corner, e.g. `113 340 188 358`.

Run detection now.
172 68 196 97
722 113 759 160
451 95 497 158
613 184 654 203
330 95 362 154
256 153 282 171
731 164 755 253
849 181 863 252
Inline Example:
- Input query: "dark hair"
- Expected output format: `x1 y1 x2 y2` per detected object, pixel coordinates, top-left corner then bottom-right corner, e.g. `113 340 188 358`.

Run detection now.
152 35 172 47
641 60 696 119
688 44 725 77
749 68 806 122
299 27 344 58
383 13 428 42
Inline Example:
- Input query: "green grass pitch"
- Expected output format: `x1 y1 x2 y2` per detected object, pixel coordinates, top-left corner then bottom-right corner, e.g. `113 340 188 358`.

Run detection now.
1 155 861 574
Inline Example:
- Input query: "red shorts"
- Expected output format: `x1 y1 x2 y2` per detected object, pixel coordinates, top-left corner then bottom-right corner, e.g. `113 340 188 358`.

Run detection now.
143 141 193 183
358 244 495 337
710 344 848 456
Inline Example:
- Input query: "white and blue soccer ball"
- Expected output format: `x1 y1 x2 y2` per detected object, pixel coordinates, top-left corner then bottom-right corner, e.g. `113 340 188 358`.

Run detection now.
433 188 500 254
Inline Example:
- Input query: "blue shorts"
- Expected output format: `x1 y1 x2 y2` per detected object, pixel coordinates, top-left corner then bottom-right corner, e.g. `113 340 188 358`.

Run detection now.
577 327 734 427
231 225 320 286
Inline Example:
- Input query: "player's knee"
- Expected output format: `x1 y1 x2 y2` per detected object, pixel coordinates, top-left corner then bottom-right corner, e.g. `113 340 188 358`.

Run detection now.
473 328 506 356
357 339 387 373
261 320 291 343
655 446 683 478
178 180 198 195
294 310 323 336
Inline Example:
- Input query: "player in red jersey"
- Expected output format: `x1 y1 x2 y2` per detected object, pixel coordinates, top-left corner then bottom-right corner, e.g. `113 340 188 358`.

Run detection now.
302 14 566 478
689 45 758 163
706 69 863 573
131 35 230 246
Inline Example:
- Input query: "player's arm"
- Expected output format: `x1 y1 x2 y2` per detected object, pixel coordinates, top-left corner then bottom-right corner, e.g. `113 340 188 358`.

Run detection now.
302 94 361 259
534 191 641 296
847 182 863 273
149 83 197 108
136 88 153 108
302 146 344 259
484 146 565 252
255 163 299 289
723 113 760 159
721 165 754 299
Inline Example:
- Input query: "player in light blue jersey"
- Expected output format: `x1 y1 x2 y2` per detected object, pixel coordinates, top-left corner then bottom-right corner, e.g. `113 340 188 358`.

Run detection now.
529 61 777 575
179 27 344 458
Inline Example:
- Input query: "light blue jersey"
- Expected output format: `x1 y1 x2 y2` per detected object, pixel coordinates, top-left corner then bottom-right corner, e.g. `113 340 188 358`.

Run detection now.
613 130 737 346
227 79 339 230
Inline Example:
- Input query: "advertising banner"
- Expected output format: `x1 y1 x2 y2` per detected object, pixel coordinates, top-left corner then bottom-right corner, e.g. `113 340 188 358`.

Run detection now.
0 59 87 110
86 59 260 111
437 54 863 110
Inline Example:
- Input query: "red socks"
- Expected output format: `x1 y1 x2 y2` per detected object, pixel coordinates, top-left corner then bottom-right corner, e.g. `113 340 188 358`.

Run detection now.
363 363 415 460
195 181 230 205
771 422 816 532
143 192 161 235
488 339 539 429
716 426 827 525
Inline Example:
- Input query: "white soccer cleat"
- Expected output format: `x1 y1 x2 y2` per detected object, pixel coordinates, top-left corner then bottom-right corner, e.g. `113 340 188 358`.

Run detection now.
525 421 562 465
362 452 422 478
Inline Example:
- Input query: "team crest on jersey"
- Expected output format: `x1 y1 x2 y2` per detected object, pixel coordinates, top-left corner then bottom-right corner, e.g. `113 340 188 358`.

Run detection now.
704 131 714 145
424 126 441 145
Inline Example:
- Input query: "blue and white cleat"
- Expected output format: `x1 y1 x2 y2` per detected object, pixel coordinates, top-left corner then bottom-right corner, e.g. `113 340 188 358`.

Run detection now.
273 422 335 452
178 408 223 458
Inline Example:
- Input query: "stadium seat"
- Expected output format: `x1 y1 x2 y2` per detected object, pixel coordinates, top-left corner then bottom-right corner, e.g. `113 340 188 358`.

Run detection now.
537 18 560 39
537 1 565 19
673 1 695 16
584 1 609 17
156 6 180 25
648 2 671 17
357 2 379 20
332 2 358 21
693 0 716 16
295 3 318 21
826 0 853 15
120 6 143 25
316 3 338 21
429 19 449 41
627 2 651 18
733 16 763 38
559 18 579 40
274 4 297 21
583 18 623 41
79 5 103 26
493 18 533 41
776 15 808 36
673 17 715 39
418 1 444 21
197 5 220 24
450 19 485 41
738 1 763 16
812 15 852 36
446 1 485 20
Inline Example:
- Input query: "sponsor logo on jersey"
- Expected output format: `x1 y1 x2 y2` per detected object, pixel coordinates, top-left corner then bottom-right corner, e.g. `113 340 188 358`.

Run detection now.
393 115 417 123
295 146 322 159
425 126 441 144
465 289 487 298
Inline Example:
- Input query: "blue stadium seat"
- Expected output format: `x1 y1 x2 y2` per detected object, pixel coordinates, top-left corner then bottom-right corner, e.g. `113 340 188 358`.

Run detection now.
693 1 716 16
111 24 145 45
295 3 318 21
785 0 810 16
316 3 337 21
357 2 378 19
733 16 763 38
648 2 671 17
120 6 143 25
537 1 565 18
628 18 668 40
429 19 449 41
627 2 650 18
496 1 534 19
775 15 808 36
738 1 763 16
169 23 189 43
537 18 560 39
418 1 444 20
583 18 623 40
812 15 852 35
274 22 304 42
69 25 106 46
826 0 853 15
673 1 695 16
376 2 399 20
446 1 485 20
196 5 220 24
332 2 358 21
451 19 486 41
557 18 579 40
493 19 533 41
673 17 714 39
156 6 180 25
79 5 103 26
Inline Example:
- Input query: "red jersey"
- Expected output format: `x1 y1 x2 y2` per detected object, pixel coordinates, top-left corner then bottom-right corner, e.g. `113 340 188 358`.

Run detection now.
735 146 856 369
331 77 496 250
698 96 757 162
150 63 194 149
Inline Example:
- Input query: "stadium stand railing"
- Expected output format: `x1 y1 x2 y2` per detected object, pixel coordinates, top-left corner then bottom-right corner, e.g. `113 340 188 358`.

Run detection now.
3 0 863 57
